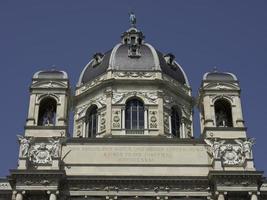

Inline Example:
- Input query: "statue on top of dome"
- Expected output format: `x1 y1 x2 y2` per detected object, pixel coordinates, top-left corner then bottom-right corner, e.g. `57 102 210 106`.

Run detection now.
129 12 136 27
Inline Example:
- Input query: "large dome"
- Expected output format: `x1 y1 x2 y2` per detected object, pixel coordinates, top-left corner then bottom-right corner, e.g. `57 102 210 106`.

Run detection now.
78 27 189 87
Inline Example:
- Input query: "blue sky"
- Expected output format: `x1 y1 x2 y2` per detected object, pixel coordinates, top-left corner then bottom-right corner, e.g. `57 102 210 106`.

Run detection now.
0 0 266 176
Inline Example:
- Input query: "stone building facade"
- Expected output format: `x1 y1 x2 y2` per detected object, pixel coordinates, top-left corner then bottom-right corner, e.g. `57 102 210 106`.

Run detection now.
0 17 266 200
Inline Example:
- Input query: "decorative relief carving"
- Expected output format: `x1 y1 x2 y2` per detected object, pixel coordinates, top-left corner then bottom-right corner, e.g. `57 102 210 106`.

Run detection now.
76 123 82 137
69 181 209 193
163 112 169 134
149 111 158 129
80 76 105 92
221 144 243 166
32 81 67 89
162 75 189 94
18 137 63 165
37 93 60 104
114 72 155 78
163 95 192 119
29 143 52 164
235 138 255 159
48 138 62 158
205 138 255 166
205 138 227 160
100 112 106 132
203 82 239 90
211 95 233 104
112 92 158 104
75 96 106 119
112 93 125 104
185 122 192 137
0 182 10 189
112 110 121 129
17 135 32 157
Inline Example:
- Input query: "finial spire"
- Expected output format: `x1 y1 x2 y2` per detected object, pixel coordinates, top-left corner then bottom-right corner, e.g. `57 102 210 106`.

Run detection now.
213 66 218 72
129 12 136 27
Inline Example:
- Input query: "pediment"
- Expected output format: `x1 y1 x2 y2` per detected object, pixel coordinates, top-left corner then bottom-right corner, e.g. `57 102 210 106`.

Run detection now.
31 80 67 88
203 82 239 90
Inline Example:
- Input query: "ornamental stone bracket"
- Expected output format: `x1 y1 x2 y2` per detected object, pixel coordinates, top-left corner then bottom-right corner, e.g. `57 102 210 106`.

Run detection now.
204 138 255 169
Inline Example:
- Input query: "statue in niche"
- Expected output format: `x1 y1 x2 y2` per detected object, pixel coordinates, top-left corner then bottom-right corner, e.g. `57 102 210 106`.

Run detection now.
216 110 228 127
17 135 32 157
42 105 55 126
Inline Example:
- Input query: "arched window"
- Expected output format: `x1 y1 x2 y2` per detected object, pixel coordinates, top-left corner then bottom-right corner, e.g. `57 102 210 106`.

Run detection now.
38 97 57 126
214 99 233 127
171 107 181 137
86 105 98 138
125 99 144 130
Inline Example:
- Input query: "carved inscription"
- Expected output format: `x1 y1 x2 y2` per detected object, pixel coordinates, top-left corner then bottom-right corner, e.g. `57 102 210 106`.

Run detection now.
66 145 206 165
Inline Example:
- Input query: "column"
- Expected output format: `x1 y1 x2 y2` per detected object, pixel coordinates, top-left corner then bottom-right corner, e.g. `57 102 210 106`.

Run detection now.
26 94 36 126
105 88 112 135
97 112 101 135
16 192 23 200
168 115 172 135
49 193 57 200
82 119 86 137
144 107 148 129
250 193 258 200
57 95 65 126
121 108 125 129
157 92 164 136
217 194 224 200
203 95 214 127
235 96 245 127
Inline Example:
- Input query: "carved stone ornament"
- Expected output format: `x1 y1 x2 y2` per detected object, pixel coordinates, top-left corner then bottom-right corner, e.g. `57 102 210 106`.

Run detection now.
204 138 225 159
17 135 32 157
48 138 62 158
220 144 243 166
80 76 104 92
112 92 158 104
100 112 106 132
163 112 170 134
204 138 252 166
29 143 52 164
114 71 155 78
149 111 158 129
163 94 192 119
162 75 190 94
235 138 255 159
75 96 106 119
112 110 121 129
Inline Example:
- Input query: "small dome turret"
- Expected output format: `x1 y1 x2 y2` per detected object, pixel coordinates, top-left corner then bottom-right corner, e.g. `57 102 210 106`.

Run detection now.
203 68 237 82
33 69 68 79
